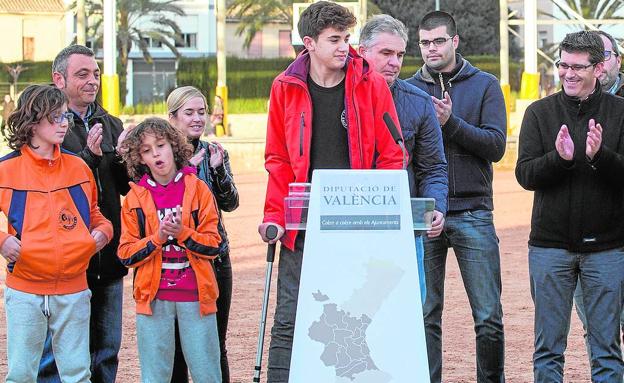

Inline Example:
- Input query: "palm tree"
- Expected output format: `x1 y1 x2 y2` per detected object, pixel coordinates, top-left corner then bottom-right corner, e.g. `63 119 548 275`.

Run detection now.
72 0 185 103
227 0 296 49
543 0 624 28
227 0 380 50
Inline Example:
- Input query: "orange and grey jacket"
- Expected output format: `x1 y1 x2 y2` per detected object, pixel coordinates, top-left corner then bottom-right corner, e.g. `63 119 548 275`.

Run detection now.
0 145 113 295
118 173 221 316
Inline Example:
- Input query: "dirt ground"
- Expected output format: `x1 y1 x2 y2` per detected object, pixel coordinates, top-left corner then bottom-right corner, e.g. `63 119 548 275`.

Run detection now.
0 169 594 382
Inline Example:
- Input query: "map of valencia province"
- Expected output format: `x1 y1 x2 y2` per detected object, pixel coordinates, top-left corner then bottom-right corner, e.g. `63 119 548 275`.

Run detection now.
307 259 405 382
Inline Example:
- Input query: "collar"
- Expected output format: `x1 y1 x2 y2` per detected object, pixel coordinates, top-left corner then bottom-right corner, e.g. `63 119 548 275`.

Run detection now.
137 166 196 189
22 144 61 169
559 80 603 111
607 74 622 95
284 46 366 84
425 54 463 79
70 103 94 121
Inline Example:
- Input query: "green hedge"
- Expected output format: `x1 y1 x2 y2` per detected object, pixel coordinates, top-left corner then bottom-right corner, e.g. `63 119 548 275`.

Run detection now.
399 55 522 90
0 61 53 83
0 56 522 114
177 55 522 108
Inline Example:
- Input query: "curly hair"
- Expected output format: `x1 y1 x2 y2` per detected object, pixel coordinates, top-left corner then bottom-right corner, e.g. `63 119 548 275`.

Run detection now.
4 85 67 151
119 117 194 181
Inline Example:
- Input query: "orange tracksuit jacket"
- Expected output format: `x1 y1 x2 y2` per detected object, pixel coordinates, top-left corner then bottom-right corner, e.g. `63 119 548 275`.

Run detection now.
0 145 113 295
117 173 221 316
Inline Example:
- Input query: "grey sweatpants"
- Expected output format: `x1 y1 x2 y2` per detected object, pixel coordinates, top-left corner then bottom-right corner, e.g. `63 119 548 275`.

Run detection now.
4 287 92 383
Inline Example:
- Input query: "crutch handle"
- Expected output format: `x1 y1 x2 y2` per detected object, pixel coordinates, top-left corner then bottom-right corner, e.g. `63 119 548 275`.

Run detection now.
265 225 278 262
253 224 280 382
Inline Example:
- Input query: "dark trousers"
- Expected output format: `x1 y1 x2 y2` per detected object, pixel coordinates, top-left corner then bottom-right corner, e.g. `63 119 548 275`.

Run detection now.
423 210 505 383
171 253 233 383
266 234 305 383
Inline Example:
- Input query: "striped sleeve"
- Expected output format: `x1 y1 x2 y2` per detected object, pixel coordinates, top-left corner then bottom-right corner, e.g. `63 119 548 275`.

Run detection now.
117 192 164 268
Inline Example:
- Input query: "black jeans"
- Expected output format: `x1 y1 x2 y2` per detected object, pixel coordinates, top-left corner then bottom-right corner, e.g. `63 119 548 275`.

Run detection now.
171 253 233 383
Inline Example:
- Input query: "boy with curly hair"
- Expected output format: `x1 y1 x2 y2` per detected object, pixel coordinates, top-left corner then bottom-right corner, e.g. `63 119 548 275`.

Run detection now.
117 117 223 382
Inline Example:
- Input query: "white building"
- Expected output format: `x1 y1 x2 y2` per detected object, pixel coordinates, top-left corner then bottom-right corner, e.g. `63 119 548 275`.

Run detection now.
122 0 217 105
0 0 73 62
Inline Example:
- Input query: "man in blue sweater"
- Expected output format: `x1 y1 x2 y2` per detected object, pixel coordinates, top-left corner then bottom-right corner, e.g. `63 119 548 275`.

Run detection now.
359 14 448 305
408 11 507 383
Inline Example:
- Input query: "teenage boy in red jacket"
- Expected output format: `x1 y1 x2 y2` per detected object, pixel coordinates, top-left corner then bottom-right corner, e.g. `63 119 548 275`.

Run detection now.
257 2 403 382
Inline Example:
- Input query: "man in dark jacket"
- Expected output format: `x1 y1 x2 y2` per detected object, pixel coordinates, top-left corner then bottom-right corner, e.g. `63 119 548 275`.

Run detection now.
358 14 447 304
573 28 624 367
39 44 130 383
597 30 624 96
408 11 507 383
516 31 624 382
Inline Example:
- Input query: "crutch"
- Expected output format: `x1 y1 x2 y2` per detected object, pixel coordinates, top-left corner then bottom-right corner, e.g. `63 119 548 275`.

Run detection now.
253 224 279 382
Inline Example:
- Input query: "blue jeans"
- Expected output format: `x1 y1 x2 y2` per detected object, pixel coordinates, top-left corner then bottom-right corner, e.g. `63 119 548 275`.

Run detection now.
574 278 624 366
38 278 123 383
423 209 505 383
171 253 233 383
267 233 305 383
415 234 426 305
529 246 624 382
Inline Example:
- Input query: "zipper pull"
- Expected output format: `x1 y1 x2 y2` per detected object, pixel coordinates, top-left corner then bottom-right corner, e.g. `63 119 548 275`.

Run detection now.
438 72 446 97
299 112 305 156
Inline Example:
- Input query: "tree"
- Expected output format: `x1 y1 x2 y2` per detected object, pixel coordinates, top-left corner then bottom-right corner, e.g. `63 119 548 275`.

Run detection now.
543 0 624 28
227 0 295 50
5 64 28 99
227 0 381 50
374 0 502 56
75 0 185 103
372 0 432 56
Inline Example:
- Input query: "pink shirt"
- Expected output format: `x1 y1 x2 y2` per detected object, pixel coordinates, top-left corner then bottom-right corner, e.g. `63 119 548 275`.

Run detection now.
139 167 199 302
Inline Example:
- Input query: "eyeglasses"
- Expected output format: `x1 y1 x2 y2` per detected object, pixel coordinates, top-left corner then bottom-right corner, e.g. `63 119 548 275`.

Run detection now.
604 50 619 61
51 112 73 124
418 37 453 48
555 61 595 72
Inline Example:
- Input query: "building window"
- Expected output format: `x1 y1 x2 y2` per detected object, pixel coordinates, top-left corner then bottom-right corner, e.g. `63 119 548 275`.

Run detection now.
248 31 263 58
23 37 35 61
279 30 293 57
175 33 197 48
142 37 163 48
538 31 547 49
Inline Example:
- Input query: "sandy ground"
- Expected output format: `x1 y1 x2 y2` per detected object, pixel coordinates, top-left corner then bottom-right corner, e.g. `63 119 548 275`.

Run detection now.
0 169 594 382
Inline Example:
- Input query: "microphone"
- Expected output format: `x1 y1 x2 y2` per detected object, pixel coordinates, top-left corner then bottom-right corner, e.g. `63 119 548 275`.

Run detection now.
383 112 407 170
383 112 403 144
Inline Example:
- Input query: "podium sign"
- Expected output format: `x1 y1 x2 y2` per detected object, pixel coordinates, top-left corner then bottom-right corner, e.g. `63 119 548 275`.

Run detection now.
289 169 430 382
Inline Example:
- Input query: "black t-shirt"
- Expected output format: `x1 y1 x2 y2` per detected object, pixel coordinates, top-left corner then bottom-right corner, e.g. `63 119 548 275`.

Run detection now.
308 75 350 178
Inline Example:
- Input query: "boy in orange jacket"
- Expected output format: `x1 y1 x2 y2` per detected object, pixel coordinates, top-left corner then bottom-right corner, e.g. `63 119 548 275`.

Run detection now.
117 118 222 382
0 84 112 382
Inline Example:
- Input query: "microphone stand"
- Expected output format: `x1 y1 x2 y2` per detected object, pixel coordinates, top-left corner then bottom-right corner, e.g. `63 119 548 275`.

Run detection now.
398 140 407 170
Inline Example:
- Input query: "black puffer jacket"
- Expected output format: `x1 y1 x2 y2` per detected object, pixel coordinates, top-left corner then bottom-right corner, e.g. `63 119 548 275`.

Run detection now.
193 140 239 257
63 103 130 283
516 83 624 253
